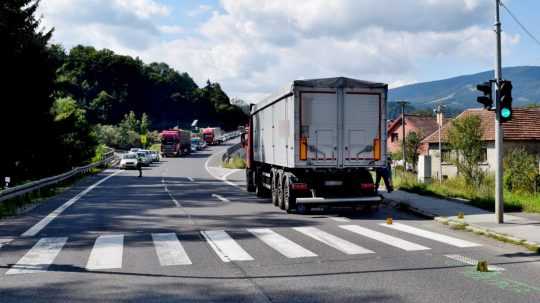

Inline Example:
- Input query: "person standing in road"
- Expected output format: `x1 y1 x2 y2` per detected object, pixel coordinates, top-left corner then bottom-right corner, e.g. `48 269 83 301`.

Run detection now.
375 156 393 193
136 155 143 178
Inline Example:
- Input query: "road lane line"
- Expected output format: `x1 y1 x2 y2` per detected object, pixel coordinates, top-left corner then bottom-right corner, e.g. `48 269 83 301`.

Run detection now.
0 238 13 249
293 227 374 255
380 222 481 248
340 225 430 251
445 254 505 271
152 233 192 266
248 228 317 258
204 151 243 189
212 194 230 202
6 237 67 275
21 170 122 238
201 230 253 262
330 217 350 223
86 235 124 270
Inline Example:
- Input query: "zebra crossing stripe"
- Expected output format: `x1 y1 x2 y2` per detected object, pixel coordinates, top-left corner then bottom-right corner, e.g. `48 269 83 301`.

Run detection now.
445 254 505 271
248 228 317 258
6 237 67 275
152 233 192 266
86 235 124 270
201 230 254 262
0 238 13 249
339 225 430 251
380 222 481 248
294 227 374 255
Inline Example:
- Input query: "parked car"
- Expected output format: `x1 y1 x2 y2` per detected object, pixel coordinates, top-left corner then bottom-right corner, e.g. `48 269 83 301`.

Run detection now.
129 148 141 153
191 137 203 151
120 153 138 169
136 151 152 166
150 151 160 162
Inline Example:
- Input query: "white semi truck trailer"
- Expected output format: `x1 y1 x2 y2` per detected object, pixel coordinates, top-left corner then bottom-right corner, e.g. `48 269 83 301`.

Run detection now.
244 77 388 213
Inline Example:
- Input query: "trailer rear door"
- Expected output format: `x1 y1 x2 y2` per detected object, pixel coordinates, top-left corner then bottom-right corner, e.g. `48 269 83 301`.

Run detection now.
342 92 381 166
300 91 338 166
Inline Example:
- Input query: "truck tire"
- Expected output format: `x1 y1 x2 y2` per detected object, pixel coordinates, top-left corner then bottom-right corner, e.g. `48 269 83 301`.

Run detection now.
246 169 256 192
282 174 296 212
277 172 285 209
271 169 279 206
255 170 267 197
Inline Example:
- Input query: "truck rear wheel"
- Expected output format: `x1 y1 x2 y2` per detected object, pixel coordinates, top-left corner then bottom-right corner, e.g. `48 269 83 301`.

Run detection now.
283 174 296 212
271 169 279 206
246 169 256 192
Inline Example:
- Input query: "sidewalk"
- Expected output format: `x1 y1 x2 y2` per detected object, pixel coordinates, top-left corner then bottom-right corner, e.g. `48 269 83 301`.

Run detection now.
383 190 540 251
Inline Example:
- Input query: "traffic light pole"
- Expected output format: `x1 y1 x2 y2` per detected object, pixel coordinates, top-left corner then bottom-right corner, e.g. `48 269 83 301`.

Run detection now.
495 0 504 224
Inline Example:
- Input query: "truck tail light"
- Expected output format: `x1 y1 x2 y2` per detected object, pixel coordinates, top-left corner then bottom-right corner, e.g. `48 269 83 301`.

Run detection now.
291 183 309 191
300 137 308 161
359 183 375 192
373 138 381 160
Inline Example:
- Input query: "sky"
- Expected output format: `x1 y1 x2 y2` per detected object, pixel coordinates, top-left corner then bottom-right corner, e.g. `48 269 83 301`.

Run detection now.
38 0 540 102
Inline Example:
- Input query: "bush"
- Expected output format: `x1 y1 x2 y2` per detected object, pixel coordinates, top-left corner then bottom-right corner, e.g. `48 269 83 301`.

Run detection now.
149 144 161 152
91 144 109 163
504 147 539 194
223 155 246 169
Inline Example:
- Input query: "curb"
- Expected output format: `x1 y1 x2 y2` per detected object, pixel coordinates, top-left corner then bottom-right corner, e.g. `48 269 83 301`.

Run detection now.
435 216 540 253
384 197 540 254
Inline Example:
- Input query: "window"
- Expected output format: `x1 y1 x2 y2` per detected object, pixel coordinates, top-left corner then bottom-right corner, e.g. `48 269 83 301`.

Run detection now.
479 148 488 163
390 133 398 143
441 149 454 163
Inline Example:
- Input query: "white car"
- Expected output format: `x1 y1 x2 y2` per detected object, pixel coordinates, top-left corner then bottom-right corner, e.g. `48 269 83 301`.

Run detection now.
120 153 138 169
129 148 141 153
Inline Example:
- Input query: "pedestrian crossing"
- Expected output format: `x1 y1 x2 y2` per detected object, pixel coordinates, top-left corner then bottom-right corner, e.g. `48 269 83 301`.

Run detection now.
2 222 481 275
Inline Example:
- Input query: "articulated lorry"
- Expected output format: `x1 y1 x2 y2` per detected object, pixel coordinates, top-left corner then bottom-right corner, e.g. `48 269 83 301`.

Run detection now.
160 129 191 157
244 77 388 213
202 127 224 145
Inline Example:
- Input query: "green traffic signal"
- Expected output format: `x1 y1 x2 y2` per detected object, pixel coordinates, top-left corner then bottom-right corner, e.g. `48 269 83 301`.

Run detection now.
501 107 511 119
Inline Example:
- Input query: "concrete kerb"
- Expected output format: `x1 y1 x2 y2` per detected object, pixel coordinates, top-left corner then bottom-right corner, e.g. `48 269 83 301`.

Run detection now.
384 197 540 253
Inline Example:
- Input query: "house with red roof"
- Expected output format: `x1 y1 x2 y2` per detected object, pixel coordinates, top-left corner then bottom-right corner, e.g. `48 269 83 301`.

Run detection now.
387 114 442 155
421 108 540 179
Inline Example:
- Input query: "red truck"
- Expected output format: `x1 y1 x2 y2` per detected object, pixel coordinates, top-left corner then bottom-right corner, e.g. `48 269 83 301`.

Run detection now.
160 129 191 157
202 127 223 145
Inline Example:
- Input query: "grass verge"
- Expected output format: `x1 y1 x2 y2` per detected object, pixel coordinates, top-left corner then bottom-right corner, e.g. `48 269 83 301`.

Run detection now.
223 155 246 169
394 172 540 213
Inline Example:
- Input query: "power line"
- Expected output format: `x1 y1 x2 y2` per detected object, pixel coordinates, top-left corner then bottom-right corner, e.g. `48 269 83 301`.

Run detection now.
500 1 540 47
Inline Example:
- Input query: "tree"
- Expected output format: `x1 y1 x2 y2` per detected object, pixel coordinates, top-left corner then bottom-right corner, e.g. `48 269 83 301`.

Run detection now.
140 113 151 134
1 0 59 180
447 115 485 186
403 131 423 171
51 97 96 167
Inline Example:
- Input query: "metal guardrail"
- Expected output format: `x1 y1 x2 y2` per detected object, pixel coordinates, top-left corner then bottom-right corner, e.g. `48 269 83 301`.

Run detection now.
0 150 116 203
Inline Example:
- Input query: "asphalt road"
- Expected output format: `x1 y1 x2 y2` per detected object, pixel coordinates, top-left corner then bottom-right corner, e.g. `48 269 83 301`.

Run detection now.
1 141 539 302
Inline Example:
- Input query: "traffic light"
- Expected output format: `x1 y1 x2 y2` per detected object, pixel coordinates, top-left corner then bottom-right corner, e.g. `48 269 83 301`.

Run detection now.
476 81 493 109
499 80 513 123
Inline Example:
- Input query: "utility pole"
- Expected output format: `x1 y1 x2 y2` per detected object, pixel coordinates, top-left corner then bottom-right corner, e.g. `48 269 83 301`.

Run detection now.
397 101 409 172
435 104 445 183
495 0 504 223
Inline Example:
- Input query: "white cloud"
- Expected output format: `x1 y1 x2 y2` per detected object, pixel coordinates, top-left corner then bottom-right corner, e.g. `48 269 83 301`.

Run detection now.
39 0 521 102
187 4 213 17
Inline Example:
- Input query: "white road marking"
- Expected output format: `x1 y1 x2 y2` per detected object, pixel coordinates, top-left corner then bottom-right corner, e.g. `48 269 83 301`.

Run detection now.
162 176 180 207
0 238 13 249
201 230 254 262
152 233 192 266
212 194 230 202
445 254 505 271
330 217 350 223
380 222 481 248
186 177 195 182
6 237 67 275
248 228 317 258
21 170 122 238
293 227 374 255
86 235 124 270
340 225 430 251
204 151 243 189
